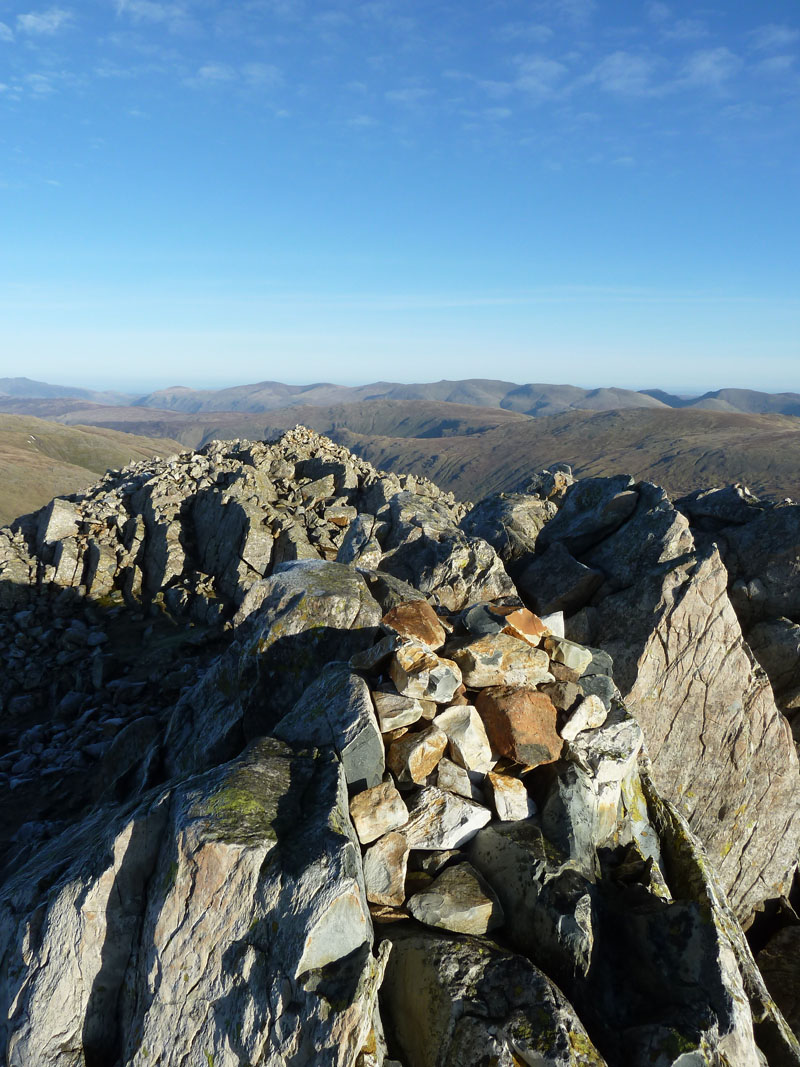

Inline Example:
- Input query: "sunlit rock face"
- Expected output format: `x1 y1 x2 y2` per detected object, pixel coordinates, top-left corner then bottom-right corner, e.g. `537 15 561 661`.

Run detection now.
0 431 799 1066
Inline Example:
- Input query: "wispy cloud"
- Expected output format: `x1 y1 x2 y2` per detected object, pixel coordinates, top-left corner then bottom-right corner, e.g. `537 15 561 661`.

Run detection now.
385 86 431 105
16 7 73 34
187 61 283 89
588 51 656 95
115 0 183 23
514 55 569 99
347 114 378 127
662 18 707 42
534 0 595 28
495 22 553 44
749 24 800 52
755 54 796 77
196 62 236 82
645 2 670 24
0 21 14 41
677 47 742 89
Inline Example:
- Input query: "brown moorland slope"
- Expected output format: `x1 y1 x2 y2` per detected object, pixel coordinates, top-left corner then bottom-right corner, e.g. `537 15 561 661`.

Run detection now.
0 415 183 526
329 407 800 502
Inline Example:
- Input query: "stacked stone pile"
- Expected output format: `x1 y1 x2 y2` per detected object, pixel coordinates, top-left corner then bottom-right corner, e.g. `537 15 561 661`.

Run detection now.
2 431 800 1064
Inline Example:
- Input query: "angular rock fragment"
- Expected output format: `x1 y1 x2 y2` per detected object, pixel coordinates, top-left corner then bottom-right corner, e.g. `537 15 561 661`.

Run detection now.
362 831 409 906
386 725 448 785
403 786 491 849
475 686 563 767
561 694 609 742
450 633 553 688
382 600 446 650
544 635 594 675
274 664 385 790
406 861 504 935
388 641 462 703
349 778 409 844
436 756 484 801
537 474 639 555
486 771 537 821
432 705 493 773
371 688 432 732
349 632 402 672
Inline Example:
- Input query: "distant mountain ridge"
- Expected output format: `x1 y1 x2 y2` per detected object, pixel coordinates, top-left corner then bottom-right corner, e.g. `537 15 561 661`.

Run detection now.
4 376 800 418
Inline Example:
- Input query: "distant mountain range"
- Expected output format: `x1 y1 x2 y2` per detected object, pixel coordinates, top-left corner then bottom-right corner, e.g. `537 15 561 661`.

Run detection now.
3 376 800 418
2 376 800 522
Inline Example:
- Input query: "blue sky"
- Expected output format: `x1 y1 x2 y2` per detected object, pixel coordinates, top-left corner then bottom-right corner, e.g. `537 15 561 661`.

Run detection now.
1 0 798 393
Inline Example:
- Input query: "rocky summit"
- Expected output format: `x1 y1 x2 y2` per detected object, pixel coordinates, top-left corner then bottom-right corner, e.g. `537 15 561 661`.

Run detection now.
1 427 800 1066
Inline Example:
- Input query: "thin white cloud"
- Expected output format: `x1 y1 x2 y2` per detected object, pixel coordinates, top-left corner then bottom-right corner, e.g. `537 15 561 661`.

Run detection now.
588 51 655 95
514 55 568 99
385 86 431 105
242 62 282 87
755 54 796 76
115 0 184 23
662 19 707 42
0 21 14 41
750 24 800 52
347 114 378 127
196 62 236 82
495 22 553 44
535 0 595 27
16 7 73 34
25 72 55 93
678 47 742 89
645 2 670 23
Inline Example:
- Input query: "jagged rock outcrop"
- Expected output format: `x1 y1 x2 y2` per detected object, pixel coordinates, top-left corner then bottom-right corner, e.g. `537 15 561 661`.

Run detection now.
1 429 799 1065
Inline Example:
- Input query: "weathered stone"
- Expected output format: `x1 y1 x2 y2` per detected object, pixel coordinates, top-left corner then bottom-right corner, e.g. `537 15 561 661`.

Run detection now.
486 771 537 821
349 778 409 844
538 474 639 554
349 632 402 672
371 688 431 732
449 633 553 688
274 664 385 790
475 686 563 767
0 739 384 1067
432 705 493 774
544 635 594 675
382 600 446 650
37 497 80 548
362 830 409 906
459 491 558 567
541 610 565 638
561 694 608 742
403 786 491 849
502 605 550 646
540 679 582 712
578 673 617 711
518 542 605 616
388 641 462 703
595 544 800 921
382 931 606 1067
406 861 504 935
757 926 800 1041
436 757 484 801
386 726 448 785
747 617 800 702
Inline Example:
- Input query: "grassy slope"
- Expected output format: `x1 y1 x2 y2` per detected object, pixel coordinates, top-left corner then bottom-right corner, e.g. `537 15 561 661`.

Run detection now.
0 415 183 527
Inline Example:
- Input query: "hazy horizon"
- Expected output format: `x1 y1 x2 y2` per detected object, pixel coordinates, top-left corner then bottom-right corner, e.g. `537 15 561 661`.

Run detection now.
1 1 798 391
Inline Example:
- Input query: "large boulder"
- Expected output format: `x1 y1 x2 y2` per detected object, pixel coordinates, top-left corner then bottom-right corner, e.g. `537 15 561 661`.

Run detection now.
0 738 382 1067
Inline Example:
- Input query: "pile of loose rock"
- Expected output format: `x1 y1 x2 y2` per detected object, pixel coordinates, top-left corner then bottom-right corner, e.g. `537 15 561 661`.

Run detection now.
299 597 614 936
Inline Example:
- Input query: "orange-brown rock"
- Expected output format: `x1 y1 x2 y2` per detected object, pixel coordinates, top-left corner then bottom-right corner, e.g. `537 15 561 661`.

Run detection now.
474 686 562 768
502 607 550 647
387 725 448 784
382 601 446 650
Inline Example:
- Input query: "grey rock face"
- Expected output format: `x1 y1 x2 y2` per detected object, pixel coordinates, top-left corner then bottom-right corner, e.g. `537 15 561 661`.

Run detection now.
594 545 800 920
275 665 385 790
537 474 638 556
459 491 558 569
518 541 604 615
0 738 381 1067
406 861 504 935
382 931 606 1067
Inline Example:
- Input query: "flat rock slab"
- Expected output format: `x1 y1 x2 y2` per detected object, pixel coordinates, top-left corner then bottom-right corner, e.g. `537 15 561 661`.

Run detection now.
403 785 492 849
407 860 504 935
450 633 553 688
475 686 563 768
363 831 410 906
433 705 493 773
349 778 409 844
382 600 446 650
372 689 433 732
